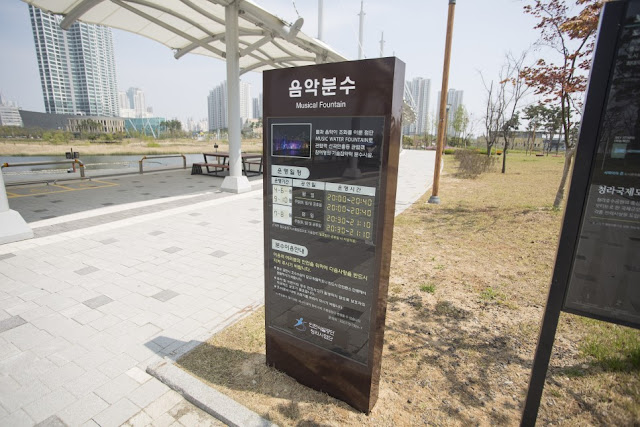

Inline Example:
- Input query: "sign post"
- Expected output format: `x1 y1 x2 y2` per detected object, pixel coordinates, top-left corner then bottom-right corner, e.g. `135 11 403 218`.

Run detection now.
262 57 405 413
522 1 640 424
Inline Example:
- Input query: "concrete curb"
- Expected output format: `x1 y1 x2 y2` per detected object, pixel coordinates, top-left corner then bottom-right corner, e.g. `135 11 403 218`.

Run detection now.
147 359 277 427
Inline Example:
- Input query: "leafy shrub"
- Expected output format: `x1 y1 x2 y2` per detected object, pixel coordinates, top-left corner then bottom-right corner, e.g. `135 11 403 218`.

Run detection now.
444 148 455 155
453 149 497 178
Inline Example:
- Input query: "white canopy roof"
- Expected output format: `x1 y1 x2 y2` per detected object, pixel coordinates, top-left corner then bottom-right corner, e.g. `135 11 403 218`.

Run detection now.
22 0 348 74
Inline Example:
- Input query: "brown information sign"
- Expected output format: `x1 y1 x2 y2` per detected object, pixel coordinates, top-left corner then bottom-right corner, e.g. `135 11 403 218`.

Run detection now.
262 57 405 413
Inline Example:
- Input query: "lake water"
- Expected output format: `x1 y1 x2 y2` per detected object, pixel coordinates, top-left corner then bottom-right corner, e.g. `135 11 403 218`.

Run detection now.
0 154 204 177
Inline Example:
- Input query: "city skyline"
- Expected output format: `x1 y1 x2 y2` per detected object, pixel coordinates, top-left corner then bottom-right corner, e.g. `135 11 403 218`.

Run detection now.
2 1 542 127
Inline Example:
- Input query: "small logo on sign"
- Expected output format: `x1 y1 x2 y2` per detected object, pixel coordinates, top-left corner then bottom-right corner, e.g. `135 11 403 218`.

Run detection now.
294 317 307 332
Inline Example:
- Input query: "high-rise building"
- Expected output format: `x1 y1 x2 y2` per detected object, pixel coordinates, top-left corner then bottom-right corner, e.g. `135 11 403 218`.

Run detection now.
29 5 118 116
403 78 431 135
127 87 146 118
207 80 252 131
436 88 464 136
253 93 263 119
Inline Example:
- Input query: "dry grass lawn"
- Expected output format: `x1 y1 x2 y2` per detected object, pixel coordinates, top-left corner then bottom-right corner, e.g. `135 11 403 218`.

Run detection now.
178 152 639 426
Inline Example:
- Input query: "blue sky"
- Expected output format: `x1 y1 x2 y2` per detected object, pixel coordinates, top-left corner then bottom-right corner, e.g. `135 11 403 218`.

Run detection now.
0 0 540 126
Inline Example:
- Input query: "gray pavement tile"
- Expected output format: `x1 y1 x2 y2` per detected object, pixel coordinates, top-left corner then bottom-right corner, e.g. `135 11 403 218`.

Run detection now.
0 409 34 427
58 392 109 426
210 250 228 258
23 389 76 424
0 253 16 261
74 266 99 276
197 221 210 226
34 209 48 213
83 295 113 309
152 290 179 302
149 230 164 236
162 247 182 254
92 397 140 427
127 378 169 409
0 315 27 333
34 415 66 427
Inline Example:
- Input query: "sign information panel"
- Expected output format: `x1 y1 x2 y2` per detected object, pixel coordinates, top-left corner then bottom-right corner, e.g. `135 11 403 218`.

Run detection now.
523 2 640 424
263 58 405 413
563 1 640 328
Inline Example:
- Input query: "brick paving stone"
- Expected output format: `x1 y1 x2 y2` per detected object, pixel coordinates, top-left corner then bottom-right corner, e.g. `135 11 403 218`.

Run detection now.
0 315 27 333
95 374 141 404
152 290 179 302
74 265 99 276
0 409 34 427
92 397 140 427
34 415 66 427
23 389 76 424
58 392 109 426
83 295 114 309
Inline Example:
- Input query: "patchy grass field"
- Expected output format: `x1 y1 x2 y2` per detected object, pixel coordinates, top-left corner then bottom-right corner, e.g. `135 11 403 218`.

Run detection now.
178 153 639 426
0 138 262 156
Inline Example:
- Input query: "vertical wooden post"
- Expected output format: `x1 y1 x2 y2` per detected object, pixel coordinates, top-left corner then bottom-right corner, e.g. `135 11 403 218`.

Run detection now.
429 0 456 204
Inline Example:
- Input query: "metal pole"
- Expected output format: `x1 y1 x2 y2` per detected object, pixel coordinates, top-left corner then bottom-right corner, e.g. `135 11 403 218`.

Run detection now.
318 0 323 40
379 31 384 57
358 1 365 59
221 0 251 193
428 0 456 205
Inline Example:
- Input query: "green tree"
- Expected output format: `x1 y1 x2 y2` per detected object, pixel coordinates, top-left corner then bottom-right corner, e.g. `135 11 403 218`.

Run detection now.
452 105 470 147
521 0 604 208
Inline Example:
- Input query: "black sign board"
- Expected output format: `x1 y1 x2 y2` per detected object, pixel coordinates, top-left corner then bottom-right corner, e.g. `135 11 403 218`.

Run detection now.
522 2 640 425
562 1 640 327
263 57 405 413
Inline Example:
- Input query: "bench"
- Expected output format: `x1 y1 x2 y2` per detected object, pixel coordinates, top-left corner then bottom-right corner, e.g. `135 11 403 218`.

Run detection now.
242 158 263 176
191 162 230 175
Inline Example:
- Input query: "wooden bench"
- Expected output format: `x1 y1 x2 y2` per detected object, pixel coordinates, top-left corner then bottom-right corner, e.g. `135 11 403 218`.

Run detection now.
191 162 229 175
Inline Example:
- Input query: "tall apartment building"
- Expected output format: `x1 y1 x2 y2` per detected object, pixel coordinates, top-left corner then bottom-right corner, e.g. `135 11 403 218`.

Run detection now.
118 87 150 118
253 93 263 119
29 5 118 116
207 80 251 131
436 88 464 136
403 77 431 135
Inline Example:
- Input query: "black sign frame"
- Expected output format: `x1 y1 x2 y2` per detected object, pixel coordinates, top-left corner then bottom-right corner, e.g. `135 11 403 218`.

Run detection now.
522 1 639 425
262 57 405 413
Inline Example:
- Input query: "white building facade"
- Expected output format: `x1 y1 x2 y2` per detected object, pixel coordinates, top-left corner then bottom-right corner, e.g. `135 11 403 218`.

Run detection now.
29 5 119 117
403 77 431 136
437 88 464 136
207 80 251 131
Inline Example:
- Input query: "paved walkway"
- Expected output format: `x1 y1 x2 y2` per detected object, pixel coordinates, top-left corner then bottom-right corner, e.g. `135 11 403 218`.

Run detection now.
0 150 434 426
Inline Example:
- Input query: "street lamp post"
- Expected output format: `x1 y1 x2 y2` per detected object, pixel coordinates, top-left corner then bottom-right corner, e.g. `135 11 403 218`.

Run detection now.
428 0 457 205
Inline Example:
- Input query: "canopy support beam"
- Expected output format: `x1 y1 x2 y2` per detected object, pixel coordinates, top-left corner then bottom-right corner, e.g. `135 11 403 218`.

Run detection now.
221 0 251 193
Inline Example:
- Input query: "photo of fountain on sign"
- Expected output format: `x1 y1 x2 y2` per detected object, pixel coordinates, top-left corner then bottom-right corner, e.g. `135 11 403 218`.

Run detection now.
271 123 312 158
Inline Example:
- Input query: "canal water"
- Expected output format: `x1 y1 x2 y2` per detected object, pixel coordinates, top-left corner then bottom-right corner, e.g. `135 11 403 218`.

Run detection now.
0 154 204 178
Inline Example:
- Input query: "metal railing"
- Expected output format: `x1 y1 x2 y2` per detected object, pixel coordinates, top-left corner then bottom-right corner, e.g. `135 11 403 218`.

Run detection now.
138 154 186 174
1 159 86 178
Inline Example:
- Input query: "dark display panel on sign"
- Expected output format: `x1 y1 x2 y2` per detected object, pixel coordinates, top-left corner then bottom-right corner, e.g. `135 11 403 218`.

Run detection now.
267 116 384 365
563 3 640 327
